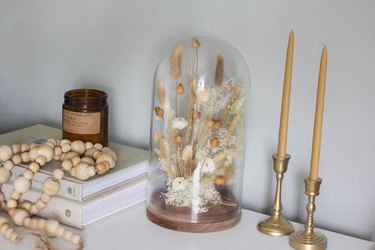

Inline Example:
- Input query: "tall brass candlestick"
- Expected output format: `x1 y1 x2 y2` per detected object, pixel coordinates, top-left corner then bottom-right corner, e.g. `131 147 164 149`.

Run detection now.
257 31 294 236
257 154 294 236
289 178 327 250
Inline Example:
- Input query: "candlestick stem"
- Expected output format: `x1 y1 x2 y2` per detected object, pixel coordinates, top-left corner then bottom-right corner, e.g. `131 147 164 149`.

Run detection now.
257 154 294 236
289 177 327 250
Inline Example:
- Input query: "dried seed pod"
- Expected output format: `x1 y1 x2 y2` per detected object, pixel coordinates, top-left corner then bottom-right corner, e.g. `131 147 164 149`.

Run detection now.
215 176 226 185
176 83 185 94
192 37 200 48
210 137 219 148
207 119 215 127
193 110 201 120
175 134 183 144
213 120 221 130
154 106 164 120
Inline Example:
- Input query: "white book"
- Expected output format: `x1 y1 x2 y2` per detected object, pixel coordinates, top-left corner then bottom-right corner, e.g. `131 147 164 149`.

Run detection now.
2 175 147 229
0 124 149 201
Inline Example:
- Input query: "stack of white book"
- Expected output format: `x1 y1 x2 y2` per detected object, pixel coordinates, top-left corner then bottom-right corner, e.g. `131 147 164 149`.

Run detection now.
0 124 149 229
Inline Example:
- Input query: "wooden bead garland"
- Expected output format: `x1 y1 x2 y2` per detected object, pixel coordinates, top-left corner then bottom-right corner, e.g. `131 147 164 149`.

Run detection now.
0 139 117 248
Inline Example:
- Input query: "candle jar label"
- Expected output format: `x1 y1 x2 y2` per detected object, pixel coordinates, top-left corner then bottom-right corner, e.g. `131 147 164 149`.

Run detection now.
63 109 101 134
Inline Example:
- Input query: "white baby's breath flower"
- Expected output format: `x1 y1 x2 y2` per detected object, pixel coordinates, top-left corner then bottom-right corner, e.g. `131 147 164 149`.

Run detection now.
196 90 211 104
172 177 187 191
172 117 188 130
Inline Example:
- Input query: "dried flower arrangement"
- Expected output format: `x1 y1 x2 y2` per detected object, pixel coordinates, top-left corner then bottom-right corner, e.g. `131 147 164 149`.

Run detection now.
0 139 117 249
150 37 248 217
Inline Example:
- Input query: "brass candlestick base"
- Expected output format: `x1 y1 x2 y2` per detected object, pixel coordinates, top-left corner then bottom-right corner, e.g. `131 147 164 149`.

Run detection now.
257 154 294 236
289 177 327 250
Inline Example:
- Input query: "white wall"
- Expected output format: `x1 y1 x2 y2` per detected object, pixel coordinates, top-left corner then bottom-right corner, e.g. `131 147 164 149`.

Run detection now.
1 0 374 242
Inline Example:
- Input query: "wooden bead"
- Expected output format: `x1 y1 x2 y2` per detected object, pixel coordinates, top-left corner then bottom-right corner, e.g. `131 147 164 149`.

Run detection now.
0 167 10 183
84 148 98 158
7 199 17 208
20 144 30 152
43 178 60 195
95 162 109 174
36 155 47 166
29 162 40 173
54 146 62 157
70 233 82 245
0 145 13 161
81 156 95 166
96 153 115 168
102 147 117 161
45 141 55 148
3 160 14 170
0 223 10 233
35 200 47 210
94 143 103 151
10 190 21 200
23 169 34 180
29 205 39 215
30 218 39 229
18 201 32 211
11 154 22 165
70 163 95 180
22 217 31 227
10 208 29 226
61 143 71 153
47 139 58 147
63 151 79 161
9 231 21 242
38 145 54 162
11 144 21 154
0 216 8 226
71 140 85 155
62 160 73 171
0 192 5 202
41 193 51 203
14 176 31 193
56 226 66 237
60 139 71 146
62 230 73 241
85 142 94 150
37 218 46 229
21 152 31 162
29 146 40 161
53 168 64 180
4 227 13 238
71 156 81 167
43 219 60 237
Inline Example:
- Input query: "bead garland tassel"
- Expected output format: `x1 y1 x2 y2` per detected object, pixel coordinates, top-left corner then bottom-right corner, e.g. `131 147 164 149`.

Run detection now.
0 139 117 248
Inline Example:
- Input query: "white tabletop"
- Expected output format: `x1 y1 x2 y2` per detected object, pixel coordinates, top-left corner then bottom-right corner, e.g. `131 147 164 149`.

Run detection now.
0 204 373 250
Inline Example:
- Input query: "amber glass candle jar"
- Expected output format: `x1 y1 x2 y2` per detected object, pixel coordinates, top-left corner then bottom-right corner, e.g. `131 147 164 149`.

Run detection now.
62 89 108 146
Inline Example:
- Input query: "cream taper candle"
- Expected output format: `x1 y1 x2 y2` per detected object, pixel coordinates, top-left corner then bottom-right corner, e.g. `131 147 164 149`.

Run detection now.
309 46 328 180
277 30 294 157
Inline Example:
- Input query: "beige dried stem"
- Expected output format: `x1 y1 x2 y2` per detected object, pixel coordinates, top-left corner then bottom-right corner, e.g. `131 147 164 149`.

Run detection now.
156 82 166 106
215 54 224 86
170 43 184 81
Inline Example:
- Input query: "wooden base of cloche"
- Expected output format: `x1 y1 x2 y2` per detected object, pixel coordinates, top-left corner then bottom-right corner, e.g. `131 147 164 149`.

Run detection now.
146 190 242 233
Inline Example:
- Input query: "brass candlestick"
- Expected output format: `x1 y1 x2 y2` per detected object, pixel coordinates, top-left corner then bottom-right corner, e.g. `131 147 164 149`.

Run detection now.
289 177 327 250
257 154 294 236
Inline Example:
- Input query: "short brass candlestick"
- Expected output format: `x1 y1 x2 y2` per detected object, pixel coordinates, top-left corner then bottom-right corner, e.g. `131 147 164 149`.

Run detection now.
257 153 294 236
289 177 327 250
